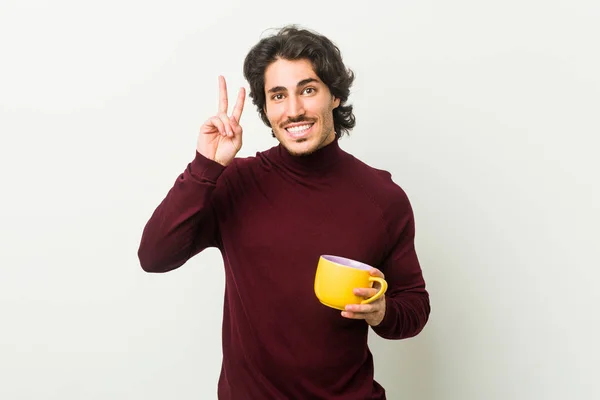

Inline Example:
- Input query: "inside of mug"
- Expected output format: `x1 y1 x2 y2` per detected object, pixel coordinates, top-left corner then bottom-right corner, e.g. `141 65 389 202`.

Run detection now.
322 255 371 270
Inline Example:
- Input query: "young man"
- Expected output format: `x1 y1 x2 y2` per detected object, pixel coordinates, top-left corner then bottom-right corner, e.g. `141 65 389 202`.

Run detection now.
138 25 430 399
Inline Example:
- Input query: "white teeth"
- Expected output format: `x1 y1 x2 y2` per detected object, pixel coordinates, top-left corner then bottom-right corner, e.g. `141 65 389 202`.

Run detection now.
286 124 312 133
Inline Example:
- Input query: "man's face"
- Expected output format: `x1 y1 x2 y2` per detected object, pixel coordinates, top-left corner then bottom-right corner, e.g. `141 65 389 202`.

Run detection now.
263 58 340 156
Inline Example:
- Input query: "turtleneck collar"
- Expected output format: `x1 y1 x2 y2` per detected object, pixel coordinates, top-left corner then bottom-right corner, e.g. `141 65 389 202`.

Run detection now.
272 138 344 178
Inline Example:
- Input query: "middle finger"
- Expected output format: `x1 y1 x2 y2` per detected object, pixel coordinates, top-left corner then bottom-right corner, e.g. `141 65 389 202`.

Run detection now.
345 303 377 314
218 76 228 114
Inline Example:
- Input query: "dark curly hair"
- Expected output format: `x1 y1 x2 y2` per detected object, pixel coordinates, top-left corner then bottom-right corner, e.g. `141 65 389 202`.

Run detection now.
243 25 356 139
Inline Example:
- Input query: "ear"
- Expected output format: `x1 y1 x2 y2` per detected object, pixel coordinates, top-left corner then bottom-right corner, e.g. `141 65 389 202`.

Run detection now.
332 96 340 109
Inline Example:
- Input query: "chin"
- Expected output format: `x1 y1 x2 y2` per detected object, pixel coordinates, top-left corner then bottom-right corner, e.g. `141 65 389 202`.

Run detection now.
283 139 318 156
277 129 335 156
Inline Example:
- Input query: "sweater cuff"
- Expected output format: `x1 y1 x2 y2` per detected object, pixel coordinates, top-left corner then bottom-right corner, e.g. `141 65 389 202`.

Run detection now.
189 151 226 183
371 296 397 337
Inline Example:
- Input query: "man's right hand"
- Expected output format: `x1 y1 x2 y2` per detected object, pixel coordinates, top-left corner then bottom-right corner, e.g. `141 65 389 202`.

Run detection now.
197 76 246 166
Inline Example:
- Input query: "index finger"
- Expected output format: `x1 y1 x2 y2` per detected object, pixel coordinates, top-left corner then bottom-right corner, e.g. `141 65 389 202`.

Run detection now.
232 87 246 122
354 287 379 298
218 76 228 114
369 268 385 279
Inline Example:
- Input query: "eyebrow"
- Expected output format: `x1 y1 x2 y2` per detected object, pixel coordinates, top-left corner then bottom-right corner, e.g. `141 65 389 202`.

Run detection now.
267 78 319 94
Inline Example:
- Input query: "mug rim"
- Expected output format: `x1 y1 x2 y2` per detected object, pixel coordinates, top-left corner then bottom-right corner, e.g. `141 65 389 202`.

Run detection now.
321 254 372 271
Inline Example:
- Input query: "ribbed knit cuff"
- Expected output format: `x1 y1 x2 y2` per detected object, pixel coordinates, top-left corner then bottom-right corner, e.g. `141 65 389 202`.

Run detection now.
189 151 226 183
371 296 397 337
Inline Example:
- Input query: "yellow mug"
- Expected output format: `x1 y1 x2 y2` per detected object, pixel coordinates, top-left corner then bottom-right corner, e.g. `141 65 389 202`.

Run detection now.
314 255 388 310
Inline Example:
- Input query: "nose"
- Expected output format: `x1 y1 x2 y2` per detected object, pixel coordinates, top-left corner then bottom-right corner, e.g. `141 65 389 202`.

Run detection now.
286 95 305 118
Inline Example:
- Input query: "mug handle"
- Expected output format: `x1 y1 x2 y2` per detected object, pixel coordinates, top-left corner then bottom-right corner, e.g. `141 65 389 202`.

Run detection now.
361 277 388 304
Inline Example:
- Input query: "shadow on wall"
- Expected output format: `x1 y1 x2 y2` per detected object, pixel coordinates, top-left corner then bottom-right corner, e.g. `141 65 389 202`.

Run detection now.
369 314 438 399
366 230 475 400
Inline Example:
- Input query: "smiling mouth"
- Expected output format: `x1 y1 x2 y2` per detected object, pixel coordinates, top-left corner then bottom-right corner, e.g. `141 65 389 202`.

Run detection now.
285 123 314 137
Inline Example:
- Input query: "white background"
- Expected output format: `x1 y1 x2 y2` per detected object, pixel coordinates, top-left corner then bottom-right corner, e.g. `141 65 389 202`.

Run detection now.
1 0 599 399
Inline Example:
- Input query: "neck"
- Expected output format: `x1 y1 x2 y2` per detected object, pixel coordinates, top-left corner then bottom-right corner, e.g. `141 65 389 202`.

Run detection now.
275 137 343 178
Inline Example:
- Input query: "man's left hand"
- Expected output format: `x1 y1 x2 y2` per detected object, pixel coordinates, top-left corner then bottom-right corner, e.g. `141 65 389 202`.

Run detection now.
341 268 386 326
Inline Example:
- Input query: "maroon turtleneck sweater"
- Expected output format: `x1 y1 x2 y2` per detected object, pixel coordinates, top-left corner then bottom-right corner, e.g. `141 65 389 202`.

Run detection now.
138 139 430 399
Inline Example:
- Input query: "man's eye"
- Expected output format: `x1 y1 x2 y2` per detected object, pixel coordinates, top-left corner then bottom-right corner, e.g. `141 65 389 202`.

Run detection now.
272 94 284 100
303 87 315 94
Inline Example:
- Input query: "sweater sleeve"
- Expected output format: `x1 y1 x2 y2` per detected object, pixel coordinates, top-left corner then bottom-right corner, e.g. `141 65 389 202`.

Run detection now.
137 151 227 273
371 192 430 340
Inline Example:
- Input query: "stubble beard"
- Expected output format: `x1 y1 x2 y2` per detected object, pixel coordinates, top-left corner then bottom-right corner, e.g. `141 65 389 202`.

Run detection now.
283 118 336 157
